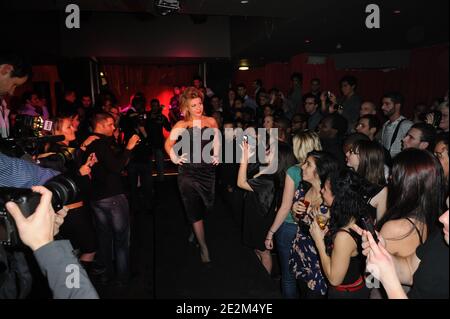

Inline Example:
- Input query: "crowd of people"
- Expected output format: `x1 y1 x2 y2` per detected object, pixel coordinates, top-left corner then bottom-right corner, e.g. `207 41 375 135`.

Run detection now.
0 52 449 299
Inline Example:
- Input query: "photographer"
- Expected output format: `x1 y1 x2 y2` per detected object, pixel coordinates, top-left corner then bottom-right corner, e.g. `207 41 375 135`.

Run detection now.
425 101 449 134
147 99 171 182
122 94 154 213
0 152 59 188
86 112 140 285
4 186 98 299
1 52 31 139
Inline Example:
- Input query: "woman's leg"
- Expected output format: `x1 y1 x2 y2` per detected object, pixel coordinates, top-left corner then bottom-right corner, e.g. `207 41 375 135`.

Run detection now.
192 219 210 263
275 222 299 298
256 249 272 275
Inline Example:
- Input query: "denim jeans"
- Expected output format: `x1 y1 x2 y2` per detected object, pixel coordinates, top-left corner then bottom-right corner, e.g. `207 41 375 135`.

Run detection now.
91 194 130 281
152 148 165 178
275 222 299 299
128 161 153 211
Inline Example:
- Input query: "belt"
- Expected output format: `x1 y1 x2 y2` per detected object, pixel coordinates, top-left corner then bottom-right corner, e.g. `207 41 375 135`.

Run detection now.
65 201 84 210
333 275 365 292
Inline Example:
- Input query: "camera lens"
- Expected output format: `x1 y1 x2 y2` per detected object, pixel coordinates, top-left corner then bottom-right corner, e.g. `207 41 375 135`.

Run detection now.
44 175 78 211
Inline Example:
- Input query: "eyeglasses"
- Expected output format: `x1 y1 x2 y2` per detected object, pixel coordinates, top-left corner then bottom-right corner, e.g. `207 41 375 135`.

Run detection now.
349 149 359 155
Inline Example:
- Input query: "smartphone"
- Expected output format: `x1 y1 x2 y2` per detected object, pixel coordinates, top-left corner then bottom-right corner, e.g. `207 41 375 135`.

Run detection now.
243 135 248 143
361 216 379 244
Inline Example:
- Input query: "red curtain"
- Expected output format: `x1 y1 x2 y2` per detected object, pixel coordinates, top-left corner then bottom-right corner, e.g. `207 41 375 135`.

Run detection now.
234 44 449 117
101 64 199 112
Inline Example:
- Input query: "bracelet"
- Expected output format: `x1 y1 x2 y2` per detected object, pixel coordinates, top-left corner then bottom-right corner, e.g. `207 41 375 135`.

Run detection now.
265 238 273 241
268 230 275 234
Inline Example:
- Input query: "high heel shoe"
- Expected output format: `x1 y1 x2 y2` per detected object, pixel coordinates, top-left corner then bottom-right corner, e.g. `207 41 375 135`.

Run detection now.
199 247 212 264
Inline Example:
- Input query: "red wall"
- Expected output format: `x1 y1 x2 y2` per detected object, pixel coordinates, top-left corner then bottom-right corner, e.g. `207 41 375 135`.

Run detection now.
234 44 449 117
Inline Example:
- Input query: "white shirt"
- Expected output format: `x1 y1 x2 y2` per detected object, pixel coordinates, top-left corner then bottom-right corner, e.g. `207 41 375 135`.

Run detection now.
0 98 10 138
381 115 413 158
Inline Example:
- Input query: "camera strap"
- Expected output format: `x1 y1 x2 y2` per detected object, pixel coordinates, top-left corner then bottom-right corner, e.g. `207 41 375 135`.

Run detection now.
389 118 406 151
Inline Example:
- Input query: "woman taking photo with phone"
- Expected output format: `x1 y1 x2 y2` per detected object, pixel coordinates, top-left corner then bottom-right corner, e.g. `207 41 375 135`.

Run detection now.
238 138 296 275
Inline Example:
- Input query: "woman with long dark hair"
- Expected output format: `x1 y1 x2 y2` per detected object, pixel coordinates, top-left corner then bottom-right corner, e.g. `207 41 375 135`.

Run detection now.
289 151 339 298
264 131 322 298
310 169 371 298
164 87 220 264
377 149 445 292
238 138 297 275
346 140 388 221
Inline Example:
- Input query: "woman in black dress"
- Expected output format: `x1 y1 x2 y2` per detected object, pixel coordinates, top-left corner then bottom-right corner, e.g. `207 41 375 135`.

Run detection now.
47 114 98 268
165 87 220 264
237 138 296 274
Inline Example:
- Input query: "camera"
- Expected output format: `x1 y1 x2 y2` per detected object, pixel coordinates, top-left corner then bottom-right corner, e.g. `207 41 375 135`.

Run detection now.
12 115 53 138
0 174 78 248
429 110 442 129
0 135 65 159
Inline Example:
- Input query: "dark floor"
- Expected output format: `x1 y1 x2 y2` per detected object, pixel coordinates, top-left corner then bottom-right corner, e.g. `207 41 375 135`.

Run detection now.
154 177 282 299
29 173 282 299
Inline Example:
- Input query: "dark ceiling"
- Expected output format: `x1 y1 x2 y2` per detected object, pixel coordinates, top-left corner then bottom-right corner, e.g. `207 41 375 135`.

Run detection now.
1 0 448 62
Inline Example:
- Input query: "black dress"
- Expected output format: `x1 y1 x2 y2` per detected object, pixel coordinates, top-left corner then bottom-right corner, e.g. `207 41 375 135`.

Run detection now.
178 127 216 223
242 174 277 251
326 229 370 299
47 144 97 254
408 230 449 299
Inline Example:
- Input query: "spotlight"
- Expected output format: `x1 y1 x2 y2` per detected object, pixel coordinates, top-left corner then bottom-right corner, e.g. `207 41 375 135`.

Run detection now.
155 0 180 16
156 0 180 10
238 58 250 71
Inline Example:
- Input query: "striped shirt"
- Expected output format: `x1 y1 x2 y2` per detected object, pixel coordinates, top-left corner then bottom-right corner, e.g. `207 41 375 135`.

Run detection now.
0 152 59 188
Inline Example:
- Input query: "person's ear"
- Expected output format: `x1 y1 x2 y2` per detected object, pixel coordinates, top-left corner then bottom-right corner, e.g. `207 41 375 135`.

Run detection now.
0 64 13 76
419 141 429 150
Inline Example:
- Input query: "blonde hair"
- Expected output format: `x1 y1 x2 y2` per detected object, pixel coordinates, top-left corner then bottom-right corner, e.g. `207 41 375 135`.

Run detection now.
180 87 204 121
292 130 322 163
51 115 72 135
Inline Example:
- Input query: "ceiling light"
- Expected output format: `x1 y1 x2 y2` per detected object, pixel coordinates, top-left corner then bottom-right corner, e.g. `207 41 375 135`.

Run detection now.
305 39 311 44
393 10 401 14
239 66 249 71
241 0 249 4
